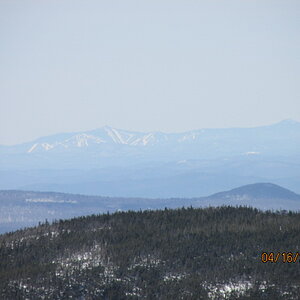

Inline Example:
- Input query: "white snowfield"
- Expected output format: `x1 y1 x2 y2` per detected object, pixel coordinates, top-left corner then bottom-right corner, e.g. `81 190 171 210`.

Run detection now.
25 198 78 204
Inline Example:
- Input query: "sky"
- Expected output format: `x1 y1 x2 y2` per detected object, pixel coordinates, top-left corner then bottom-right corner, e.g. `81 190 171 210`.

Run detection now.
0 0 299 145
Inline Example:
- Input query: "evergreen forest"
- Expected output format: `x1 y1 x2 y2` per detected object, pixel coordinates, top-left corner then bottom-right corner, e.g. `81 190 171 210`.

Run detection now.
1 206 300 299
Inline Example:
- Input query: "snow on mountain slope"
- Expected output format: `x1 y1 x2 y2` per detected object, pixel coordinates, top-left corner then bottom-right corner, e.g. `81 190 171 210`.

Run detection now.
0 120 299 163
24 127 164 153
19 125 182 154
27 134 107 152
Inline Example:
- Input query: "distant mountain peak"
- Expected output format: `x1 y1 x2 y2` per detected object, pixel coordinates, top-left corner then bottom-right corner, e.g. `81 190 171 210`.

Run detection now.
210 183 300 201
276 119 299 125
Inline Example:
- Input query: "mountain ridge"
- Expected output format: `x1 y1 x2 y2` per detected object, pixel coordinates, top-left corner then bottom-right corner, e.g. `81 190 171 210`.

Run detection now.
1 182 300 234
1 119 299 164
2 182 299 201
1 119 300 151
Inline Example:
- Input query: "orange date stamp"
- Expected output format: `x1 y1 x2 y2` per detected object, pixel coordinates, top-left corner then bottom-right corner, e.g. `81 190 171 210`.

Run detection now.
261 252 300 263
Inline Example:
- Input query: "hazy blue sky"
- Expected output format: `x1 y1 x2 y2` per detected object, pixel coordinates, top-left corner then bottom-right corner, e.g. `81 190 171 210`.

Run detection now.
0 0 299 145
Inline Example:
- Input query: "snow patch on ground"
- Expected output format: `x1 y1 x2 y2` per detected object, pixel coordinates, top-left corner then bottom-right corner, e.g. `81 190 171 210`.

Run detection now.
206 281 253 299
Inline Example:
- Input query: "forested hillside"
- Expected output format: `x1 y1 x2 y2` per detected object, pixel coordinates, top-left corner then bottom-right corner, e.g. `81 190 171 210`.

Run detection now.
1 206 300 299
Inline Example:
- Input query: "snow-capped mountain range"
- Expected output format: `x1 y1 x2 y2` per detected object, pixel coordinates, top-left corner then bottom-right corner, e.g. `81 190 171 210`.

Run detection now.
1 120 299 197
25 126 172 153
1 119 300 156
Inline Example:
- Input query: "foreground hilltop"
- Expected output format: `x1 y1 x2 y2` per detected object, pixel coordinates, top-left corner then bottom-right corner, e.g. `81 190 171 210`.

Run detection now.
1 206 300 299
